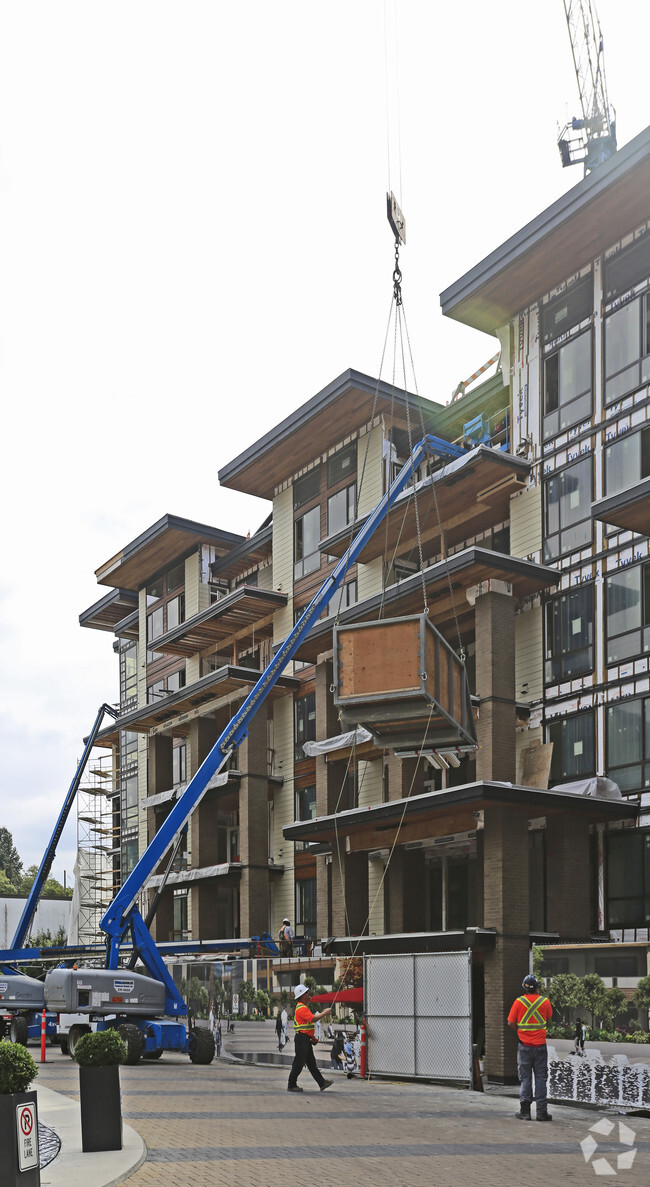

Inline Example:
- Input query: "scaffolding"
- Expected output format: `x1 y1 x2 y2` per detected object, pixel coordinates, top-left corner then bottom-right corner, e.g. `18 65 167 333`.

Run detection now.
73 751 119 945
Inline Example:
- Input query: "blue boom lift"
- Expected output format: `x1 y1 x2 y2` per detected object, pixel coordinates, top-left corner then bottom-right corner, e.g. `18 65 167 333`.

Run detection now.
6 434 468 1062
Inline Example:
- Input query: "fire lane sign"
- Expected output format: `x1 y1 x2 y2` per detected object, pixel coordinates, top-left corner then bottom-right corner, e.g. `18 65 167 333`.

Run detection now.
16 1101 39 1171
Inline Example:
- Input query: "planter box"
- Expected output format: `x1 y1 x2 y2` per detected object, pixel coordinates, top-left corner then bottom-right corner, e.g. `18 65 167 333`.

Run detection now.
0 1090 40 1186
79 1065 123 1152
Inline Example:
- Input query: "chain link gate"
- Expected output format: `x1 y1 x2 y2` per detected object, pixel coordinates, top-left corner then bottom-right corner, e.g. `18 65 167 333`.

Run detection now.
364 950 473 1083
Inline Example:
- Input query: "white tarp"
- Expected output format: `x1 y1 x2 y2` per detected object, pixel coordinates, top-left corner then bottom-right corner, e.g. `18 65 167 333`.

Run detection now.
303 727 372 757
554 777 622 800
142 770 230 808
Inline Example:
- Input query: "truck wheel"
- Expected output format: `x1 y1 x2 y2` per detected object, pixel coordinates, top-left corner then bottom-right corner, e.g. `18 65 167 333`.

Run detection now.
188 1026 215 1065
9 1016 28 1046
118 1024 144 1065
143 1049 163 1059
59 1036 69 1055
68 1024 91 1058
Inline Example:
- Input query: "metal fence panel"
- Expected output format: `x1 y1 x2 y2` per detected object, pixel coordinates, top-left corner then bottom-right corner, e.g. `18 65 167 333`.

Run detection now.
365 950 472 1082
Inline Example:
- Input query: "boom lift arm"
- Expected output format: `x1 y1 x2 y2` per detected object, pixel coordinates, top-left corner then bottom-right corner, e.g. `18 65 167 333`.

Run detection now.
99 434 467 1012
9 702 119 955
557 0 616 174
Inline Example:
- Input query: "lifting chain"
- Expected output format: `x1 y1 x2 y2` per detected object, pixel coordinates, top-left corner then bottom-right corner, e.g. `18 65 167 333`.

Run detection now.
392 238 403 306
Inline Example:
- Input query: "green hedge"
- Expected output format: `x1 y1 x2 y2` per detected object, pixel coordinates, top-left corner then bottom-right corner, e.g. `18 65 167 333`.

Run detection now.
74 1029 127 1066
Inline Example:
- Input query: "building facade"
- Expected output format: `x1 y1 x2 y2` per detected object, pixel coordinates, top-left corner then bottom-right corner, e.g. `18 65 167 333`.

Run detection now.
79 127 650 1080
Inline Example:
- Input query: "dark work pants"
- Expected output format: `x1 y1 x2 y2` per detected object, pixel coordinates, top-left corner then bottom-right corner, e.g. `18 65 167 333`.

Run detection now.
288 1033 326 1088
517 1042 548 1110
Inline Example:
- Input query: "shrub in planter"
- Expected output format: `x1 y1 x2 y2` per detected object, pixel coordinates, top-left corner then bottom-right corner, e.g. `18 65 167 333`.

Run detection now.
0 1040 39 1187
0 1039 38 1095
74 1029 127 1153
73 1028 127 1067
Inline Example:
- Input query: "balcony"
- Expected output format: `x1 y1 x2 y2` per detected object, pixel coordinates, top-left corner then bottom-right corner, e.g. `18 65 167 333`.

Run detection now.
591 480 650 537
146 585 288 658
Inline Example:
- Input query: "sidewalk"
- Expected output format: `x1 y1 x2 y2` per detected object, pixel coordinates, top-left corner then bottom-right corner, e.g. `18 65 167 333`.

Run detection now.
31 1031 650 1187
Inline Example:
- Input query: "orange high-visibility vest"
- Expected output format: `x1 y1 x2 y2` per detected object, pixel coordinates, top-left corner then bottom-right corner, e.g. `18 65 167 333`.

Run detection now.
294 1001 315 1038
515 994 550 1033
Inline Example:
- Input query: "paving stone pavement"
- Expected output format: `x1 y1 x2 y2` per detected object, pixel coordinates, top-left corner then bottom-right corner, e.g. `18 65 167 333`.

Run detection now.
34 1044 650 1187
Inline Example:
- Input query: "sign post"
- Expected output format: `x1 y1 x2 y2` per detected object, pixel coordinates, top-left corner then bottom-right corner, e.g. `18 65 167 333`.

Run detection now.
0 1091 40 1186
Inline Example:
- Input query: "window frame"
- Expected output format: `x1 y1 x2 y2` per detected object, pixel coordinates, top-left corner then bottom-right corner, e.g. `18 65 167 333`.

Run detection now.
543 453 594 562
542 327 593 440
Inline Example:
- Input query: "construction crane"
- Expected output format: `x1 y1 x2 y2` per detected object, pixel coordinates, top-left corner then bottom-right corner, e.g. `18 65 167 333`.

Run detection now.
557 0 616 175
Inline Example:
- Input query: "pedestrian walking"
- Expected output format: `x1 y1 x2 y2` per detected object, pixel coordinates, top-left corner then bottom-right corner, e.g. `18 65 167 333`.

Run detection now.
507 973 553 1122
287 983 334 1093
276 1011 285 1050
281 1006 289 1044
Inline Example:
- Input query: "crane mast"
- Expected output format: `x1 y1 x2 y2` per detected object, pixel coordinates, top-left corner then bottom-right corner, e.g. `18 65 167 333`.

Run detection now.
557 0 616 174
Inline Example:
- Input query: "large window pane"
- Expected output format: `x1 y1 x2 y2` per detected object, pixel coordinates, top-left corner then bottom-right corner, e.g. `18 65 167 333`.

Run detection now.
548 711 595 783
294 506 321 579
605 433 641 497
606 299 640 379
545 586 594 682
543 456 593 561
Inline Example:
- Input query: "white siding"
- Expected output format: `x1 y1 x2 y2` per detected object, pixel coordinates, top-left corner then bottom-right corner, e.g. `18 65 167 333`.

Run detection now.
185 551 201 618
358 758 382 808
137 590 147 707
367 859 385 936
510 485 542 561
257 561 273 591
271 693 295 926
273 487 294 645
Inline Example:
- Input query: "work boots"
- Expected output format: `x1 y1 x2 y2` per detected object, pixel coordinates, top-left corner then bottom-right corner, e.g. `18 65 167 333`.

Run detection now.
515 1103 532 1120
537 1109 553 1122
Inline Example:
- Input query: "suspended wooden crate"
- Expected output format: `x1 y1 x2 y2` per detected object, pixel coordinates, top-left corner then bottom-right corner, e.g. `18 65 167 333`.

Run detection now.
333 614 477 752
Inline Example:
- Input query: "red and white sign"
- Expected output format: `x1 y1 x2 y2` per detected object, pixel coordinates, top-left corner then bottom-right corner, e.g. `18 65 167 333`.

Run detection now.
16 1102 39 1171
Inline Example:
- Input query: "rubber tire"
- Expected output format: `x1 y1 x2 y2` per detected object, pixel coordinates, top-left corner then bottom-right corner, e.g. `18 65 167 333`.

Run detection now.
9 1015 29 1046
59 1036 69 1055
143 1049 163 1059
68 1024 91 1058
118 1023 144 1065
188 1026 215 1065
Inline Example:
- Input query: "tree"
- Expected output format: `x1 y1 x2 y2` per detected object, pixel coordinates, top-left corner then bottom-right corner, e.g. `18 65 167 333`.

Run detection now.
254 989 270 1016
548 973 585 1022
581 974 607 1027
600 986 627 1030
0 827 22 886
187 976 209 1018
18 865 71 899
0 869 18 895
30 925 68 947
238 979 256 1014
631 975 650 1029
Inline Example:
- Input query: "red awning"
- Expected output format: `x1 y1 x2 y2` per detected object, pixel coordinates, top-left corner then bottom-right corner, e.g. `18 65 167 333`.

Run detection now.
309 987 363 1005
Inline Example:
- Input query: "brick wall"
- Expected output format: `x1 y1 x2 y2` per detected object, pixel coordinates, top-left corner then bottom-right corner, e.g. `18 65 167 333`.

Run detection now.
475 591 516 782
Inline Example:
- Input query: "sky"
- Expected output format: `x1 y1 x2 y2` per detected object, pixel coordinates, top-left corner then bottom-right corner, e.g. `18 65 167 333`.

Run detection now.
0 0 649 891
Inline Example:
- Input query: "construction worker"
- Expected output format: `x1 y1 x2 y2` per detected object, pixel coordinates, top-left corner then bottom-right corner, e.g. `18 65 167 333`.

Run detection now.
507 973 553 1122
287 983 333 1093
278 917 294 956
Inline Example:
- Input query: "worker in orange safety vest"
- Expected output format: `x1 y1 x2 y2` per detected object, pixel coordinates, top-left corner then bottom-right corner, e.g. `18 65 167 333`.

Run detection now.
507 973 553 1122
287 983 334 1093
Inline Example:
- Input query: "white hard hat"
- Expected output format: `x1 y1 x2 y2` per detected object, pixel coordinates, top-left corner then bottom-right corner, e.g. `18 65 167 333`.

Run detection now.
293 983 309 999
282 917 290 923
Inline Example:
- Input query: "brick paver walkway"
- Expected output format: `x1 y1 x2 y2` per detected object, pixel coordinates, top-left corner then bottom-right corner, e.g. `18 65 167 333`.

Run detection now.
36 1047 650 1187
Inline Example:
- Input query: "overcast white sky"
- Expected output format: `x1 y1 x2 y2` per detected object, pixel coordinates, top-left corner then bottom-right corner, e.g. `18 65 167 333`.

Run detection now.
1 0 648 891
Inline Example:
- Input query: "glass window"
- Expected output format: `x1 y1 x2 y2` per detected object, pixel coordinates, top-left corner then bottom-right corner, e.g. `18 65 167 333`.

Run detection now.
545 585 594 683
327 483 356 536
543 330 592 438
172 743 186 786
294 506 321 580
146 577 164 606
147 679 166 703
605 293 650 404
604 427 650 498
294 692 316 760
547 711 595 783
167 593 185 631
122 840 138 876
607 696 650 794
166 561 184 591
166 668 186 694
541 276 592 345
606 830 650 928
293 468 320 510
295 784 316 852
295 876 317 939
543 455 593 561
327 443 356 487
119 641 137 710
605 562 650 664
147 605 164 643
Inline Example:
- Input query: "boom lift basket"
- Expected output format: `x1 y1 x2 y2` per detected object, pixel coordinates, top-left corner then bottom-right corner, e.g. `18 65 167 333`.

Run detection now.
333 614 477 751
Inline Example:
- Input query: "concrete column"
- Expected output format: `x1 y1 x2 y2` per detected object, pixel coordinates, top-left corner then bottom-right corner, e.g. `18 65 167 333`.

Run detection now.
472 588 516 782
482 803 530 1083
330 848 369 937
545 814 591 937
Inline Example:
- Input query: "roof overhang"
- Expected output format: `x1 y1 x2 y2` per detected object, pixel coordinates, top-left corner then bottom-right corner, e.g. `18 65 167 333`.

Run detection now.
591 483 650 537
210 523 273 580
294 547 558 665
79 588 138 632
440 126 650 334
95 514 245 590
321 445 530 563
149 585 288 658
218 368 446 500
94 664 300 745
323 929 498 956
283 780 637 851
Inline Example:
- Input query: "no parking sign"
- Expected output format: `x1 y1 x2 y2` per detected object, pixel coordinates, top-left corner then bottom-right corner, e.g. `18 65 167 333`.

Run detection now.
16 1102 39 1172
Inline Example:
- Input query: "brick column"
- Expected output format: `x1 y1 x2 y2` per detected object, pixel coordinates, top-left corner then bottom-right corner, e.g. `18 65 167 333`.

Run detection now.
238 709 270 938
316 655 345 937
472 587 516 782
483 803 530 1082
545 814 591 937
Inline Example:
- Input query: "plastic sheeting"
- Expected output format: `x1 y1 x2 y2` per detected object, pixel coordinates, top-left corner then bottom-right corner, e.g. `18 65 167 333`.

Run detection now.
303 727 372 757
553 777 622 800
